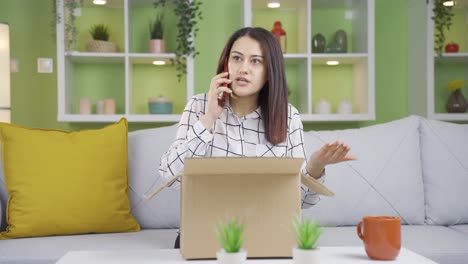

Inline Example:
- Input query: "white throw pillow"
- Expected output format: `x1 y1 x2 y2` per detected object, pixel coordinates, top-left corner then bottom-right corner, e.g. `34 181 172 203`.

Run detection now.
128 124 180 229
302 116 425 226
420 118 468 225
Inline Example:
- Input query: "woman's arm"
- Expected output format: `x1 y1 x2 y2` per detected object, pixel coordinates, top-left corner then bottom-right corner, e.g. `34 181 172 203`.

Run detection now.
158 95 214 189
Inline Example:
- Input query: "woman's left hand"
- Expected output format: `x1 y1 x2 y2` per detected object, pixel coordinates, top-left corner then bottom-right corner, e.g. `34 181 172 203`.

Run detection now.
306 141 357 178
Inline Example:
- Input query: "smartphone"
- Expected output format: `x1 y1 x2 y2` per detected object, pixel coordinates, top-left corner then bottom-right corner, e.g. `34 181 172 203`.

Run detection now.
217 62 230 107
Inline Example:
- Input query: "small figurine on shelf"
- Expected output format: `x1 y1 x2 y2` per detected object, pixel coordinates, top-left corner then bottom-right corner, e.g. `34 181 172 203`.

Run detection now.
271 21 287 53
315 98 331 114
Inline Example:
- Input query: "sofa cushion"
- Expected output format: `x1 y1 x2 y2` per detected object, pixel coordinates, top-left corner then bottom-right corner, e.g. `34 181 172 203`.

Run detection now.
319 225 468 264
450 225 468 236
128 124 180 229
302 116 425 225
420 118 468 225
0 119 140 239
0 229 178 264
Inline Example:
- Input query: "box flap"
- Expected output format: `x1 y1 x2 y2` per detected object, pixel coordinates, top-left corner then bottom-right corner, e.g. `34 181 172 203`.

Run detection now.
185 157 303 176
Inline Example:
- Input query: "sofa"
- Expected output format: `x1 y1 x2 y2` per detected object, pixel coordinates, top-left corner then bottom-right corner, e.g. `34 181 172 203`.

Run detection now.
0 115 467 264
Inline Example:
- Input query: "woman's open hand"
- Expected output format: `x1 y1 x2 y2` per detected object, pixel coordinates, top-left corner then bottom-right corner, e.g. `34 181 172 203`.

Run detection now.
306 141 357 178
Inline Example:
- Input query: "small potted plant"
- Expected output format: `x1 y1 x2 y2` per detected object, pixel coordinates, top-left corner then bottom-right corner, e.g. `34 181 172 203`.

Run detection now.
148 11 166 53
446 80 467 113
215 218 247 264
86 24 118 53
292 217 323 264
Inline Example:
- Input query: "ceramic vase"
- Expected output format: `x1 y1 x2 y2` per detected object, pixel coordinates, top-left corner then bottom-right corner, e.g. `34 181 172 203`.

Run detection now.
334 29 347 53
315 98 331 114
446 89 468 113
148 39 166 53
312 33 326 53
216 249 247 264
338 99 353 114
293 247 320 264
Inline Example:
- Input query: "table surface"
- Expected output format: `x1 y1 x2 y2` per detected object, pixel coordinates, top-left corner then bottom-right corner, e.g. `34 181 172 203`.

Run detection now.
55 247 438 264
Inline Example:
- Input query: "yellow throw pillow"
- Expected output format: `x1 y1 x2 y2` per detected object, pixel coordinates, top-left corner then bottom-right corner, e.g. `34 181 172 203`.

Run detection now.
0 118 140 239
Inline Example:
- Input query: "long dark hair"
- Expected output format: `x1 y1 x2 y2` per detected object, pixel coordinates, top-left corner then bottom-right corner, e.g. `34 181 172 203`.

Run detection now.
216 27 288 145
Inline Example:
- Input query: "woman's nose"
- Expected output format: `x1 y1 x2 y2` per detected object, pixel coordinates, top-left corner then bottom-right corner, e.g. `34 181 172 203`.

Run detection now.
238 61 249 74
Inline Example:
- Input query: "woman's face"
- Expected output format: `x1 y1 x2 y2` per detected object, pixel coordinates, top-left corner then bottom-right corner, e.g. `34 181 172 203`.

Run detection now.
228 36 267 99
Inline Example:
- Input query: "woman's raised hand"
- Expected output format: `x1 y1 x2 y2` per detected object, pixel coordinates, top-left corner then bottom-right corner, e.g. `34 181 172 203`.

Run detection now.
200 72 232 130
306 141 357 178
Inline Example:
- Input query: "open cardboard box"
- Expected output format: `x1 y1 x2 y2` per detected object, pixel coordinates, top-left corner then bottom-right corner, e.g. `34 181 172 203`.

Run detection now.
179 157 333 259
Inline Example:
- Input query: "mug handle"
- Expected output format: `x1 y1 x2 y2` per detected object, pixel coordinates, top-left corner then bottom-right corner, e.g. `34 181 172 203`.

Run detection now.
357 221 364 241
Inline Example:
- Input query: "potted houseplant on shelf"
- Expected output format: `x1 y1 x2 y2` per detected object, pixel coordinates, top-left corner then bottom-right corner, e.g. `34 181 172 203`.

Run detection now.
430 0 455 56
292 217 323 264
215 218 247 264
153 0 203 82
86 24 118 53
446 80 467 113
148 11 166 53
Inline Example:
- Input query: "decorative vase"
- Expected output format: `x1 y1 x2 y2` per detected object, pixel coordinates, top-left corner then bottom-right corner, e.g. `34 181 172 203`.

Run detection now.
446 89 468 113
293 247 320 264
216 249 247 264
334 29 347 53
338 99 353 114
315 98 331 114
312 33 326 53
148 96 173 114
148 39 166 53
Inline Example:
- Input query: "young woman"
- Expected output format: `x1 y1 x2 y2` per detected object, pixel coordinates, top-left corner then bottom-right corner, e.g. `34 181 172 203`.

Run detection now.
158 27 356 248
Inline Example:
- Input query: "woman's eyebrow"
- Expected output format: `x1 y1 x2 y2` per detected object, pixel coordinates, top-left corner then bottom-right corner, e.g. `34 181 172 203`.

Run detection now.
232 51 263 58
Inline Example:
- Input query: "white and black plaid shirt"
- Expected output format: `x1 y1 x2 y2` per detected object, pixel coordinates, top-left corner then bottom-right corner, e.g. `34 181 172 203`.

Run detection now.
158 93 324 208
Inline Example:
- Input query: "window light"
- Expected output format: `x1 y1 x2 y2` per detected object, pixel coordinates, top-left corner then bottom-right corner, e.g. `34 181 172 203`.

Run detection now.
0 23 10 123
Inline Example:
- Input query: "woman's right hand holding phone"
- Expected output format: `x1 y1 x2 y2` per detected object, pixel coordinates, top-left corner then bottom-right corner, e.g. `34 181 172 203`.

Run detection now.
200 72 232 131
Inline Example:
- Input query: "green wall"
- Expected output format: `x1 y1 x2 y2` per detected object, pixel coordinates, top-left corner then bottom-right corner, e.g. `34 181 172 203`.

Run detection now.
1 0 412 131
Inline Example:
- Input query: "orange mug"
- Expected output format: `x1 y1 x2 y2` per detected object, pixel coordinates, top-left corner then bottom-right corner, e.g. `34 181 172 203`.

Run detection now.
357 216 401 260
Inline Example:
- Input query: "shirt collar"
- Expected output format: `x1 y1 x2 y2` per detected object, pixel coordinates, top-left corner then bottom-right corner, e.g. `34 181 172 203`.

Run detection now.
226 102 261 120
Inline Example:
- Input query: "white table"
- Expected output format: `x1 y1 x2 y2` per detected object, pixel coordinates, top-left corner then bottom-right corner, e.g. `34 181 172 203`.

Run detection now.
55 247 437 264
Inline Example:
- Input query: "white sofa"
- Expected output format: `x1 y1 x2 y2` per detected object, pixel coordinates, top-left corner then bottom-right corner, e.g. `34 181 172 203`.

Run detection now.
0 115 467 264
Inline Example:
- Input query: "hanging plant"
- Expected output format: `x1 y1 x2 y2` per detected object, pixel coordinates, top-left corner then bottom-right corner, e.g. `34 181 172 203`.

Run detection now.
52 0 83 51
431 0 454 56
153 0 203 82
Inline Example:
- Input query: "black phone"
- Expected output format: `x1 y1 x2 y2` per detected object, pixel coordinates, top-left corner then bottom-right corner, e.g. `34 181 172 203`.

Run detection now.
218 62 230 107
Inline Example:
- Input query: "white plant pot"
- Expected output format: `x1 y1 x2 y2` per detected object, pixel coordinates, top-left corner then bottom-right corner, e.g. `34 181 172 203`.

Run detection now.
293 247 320 264
216 249 247 264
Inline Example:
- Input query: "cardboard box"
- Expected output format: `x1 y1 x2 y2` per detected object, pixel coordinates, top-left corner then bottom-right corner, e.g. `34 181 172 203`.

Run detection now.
180 157 304 259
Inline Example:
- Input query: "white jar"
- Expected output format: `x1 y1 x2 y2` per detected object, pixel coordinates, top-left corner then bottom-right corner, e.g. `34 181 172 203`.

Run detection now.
315 98 331 114
338 99 353 114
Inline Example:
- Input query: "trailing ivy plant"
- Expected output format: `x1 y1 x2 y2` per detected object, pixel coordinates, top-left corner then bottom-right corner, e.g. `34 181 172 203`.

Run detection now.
431 0 454 56
153 0 203 82
52 0 83 51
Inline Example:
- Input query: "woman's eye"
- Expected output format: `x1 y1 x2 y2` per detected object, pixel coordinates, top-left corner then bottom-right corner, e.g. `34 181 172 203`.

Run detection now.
232 55 241 61
252 58 262 64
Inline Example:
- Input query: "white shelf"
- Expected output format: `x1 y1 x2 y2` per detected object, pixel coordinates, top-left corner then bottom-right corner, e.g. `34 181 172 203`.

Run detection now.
434 53 468 64
66 52 125 63
426 1 468 121
301 113 375 122
244 0 375 120
311 53 368 64
428 113 468 121
56 0 193 122
58 114 181 123
57 0 374 123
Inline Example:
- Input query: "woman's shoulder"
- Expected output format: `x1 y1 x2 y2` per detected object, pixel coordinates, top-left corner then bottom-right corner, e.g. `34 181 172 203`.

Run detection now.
185 93 208 109
287 103 300 117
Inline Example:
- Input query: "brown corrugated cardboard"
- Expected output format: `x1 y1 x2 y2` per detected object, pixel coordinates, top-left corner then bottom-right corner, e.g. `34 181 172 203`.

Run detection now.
180 157 332 259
